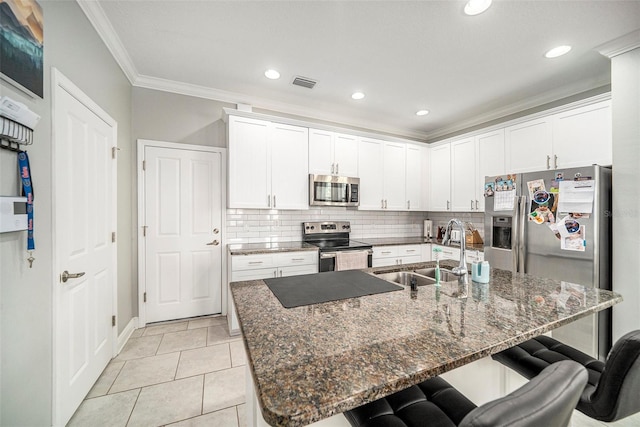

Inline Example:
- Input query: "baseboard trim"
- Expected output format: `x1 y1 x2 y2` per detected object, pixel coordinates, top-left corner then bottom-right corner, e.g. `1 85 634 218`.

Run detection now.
117 317 139 355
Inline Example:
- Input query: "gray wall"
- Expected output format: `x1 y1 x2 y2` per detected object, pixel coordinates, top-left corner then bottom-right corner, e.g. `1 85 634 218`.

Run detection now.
611 48 640 342
0 2 132 425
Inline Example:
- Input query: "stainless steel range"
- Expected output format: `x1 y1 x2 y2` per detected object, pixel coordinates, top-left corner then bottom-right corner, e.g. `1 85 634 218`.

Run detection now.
303 221 373 272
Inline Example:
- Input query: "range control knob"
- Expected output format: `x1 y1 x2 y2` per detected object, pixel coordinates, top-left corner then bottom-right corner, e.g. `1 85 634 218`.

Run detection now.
343 225 350 229
310 226 315 230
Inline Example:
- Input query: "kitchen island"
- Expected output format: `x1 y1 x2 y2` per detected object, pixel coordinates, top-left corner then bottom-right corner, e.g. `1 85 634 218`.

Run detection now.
231 261 622 427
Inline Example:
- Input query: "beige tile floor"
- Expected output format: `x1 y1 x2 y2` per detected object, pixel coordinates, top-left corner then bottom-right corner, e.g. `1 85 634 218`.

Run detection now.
68 315 247 427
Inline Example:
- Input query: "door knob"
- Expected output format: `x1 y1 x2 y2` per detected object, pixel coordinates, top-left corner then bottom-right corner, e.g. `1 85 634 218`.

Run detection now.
213 228 219 234
206 240 220 246
60 270 86 283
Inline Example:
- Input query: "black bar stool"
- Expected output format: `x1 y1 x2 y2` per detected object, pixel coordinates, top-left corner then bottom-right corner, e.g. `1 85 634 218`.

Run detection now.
344 360 587 427
492 330 640 422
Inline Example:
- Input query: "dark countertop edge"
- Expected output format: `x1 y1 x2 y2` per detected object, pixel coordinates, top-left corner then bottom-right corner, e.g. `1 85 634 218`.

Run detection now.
228 243 318 255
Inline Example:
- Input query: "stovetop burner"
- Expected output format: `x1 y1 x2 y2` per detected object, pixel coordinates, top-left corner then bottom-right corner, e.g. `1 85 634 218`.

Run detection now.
302 221 372 252
306 239 372 251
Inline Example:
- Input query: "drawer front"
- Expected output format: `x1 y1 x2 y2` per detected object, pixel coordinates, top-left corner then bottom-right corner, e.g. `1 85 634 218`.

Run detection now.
273 251 317 266
231 267 277 281
399 255 422 265
232 254 275 271
434 245 460 261
398 245 421 256
373 246 399 259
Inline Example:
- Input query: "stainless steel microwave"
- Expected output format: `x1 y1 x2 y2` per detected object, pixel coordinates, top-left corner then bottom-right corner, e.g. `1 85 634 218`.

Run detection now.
309 174 360 207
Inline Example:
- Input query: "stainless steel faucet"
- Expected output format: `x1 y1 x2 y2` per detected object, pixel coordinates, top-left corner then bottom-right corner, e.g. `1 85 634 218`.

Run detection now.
442 218 469 285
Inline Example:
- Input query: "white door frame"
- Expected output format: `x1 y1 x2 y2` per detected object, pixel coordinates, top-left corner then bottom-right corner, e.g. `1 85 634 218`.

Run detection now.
137 139 227 327
51 68 118 426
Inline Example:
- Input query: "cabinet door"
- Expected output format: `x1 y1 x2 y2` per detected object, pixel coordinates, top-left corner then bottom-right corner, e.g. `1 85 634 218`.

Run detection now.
280 264 318 277
383 142 406 210
505 117 553 173
477 129 506 212
405 144 423 211
451 137 477 212
552 100 612 168
429 143 452 211
228 116 270 208
358 137 385 210
308 129 334 175
270 123 309 210
333 133 359 177
421 244 432 262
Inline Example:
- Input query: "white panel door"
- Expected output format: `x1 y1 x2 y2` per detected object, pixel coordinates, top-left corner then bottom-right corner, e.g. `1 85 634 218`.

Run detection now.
358 137 384 210
405 144 422 211
270 123 309 210
477 129 506 211
383 142 406 210
54 73 116 426
333 133 359 177
228 116 270 208
144 146 222 323
552 100 612 168
429 143 452 211
505 117 553 173
451 137 477 212
308 128 334 175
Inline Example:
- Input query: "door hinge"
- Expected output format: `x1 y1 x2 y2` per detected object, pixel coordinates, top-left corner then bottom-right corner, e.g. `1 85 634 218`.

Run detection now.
112 315 116 326
112 146 120 159
142 225 147 237
143 292 147 303
112 232 116 242
142 160 146 171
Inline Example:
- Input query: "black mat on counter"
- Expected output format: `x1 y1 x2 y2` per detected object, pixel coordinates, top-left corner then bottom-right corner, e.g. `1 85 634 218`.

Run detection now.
264 270 403 308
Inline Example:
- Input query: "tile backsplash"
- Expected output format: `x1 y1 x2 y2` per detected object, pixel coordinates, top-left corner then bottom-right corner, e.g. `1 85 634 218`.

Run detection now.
225 207 484 244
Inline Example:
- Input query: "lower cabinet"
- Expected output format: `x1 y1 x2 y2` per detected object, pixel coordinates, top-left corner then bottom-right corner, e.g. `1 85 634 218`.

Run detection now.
465 249 484 264
372 245 421 267
228 251 318 335
421 244 432 262
432 245 461 262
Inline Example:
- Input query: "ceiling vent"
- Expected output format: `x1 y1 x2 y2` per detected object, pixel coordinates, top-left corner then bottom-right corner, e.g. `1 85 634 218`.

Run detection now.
292 76 317 89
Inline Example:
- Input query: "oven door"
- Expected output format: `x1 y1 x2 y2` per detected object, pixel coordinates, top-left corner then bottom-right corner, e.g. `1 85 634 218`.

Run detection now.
319 250 373 272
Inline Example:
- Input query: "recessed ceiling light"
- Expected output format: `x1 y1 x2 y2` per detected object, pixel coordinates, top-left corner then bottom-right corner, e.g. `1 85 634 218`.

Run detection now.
464 0 492 16
545 45 572 58
416 110 430 116
264 69 280 79
351 92 365 100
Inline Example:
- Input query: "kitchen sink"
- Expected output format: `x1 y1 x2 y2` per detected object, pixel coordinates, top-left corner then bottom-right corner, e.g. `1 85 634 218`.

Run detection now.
374 271 436 287
413 268 459 282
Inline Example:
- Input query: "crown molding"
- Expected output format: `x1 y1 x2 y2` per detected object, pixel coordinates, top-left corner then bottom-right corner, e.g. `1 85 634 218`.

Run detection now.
597 30 640 59
76 0 138 84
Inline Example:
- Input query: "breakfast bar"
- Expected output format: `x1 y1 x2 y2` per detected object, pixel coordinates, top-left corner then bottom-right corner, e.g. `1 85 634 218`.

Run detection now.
230 261 623 427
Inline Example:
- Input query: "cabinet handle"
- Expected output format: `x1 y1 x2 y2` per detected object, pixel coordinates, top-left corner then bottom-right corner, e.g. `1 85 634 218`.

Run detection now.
447 200 450 210
268 194 271 207
475 200 479 210
331 163 335 174
291 258 305 261
274 195 277 208
407 200 410 210
546 155 551 170
471 199 474 210
248 261 264 265
399 259 403 265
406 249 416 253
381 251 392 254
279 269 283 277
385 199 388 209
336 163 339 174
273 270 277 277
381 199 385 209
554 155 558 169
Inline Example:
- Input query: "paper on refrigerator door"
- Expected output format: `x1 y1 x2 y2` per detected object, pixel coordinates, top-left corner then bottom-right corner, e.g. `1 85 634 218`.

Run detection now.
494 189 516 211
557 180 595 213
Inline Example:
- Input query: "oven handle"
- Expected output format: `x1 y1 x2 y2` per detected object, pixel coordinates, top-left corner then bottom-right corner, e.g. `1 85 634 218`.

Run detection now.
320 249 373 259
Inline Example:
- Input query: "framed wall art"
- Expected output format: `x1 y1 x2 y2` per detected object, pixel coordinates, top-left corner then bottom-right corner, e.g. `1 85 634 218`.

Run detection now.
0 0 44 98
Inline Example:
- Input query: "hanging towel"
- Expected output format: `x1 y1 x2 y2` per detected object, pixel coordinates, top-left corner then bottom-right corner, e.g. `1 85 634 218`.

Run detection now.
335 250 369 271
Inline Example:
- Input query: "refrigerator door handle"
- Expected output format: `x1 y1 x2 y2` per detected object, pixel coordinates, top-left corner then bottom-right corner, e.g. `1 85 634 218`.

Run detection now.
518 195 527 274
512 196 520 273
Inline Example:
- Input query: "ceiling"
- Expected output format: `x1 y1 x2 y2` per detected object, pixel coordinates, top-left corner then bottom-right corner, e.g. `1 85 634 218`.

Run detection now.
82 1 640 141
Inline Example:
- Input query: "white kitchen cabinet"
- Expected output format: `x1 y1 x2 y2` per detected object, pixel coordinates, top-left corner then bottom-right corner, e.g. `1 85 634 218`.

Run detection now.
429 143 452 211
228 116 308 209
477 129 506 212
358 137 417 211
451 137 478 212
466 249 484 264
228 251 318 334
552 100 612 168
405 144 424 211
432 244 461 262
308 128 358 177
505 117 553 173
421 244 432 262
372 244 421 267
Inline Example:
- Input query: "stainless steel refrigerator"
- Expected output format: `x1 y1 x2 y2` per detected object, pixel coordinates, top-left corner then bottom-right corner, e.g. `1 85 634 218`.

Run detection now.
483 165 612 360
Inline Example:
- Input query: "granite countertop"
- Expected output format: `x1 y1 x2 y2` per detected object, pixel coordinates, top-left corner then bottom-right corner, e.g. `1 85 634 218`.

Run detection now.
228 241 318 255
231 261 622 427
362 237 484 252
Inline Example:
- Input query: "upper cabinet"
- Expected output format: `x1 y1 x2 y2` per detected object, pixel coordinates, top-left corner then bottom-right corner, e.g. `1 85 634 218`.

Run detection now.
505 99 612 173
429 143 451 211
450 137 477 212
308 129 358 177
228 115 309 210
552 100 612 168
476 129 506 212
405 144 424 211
